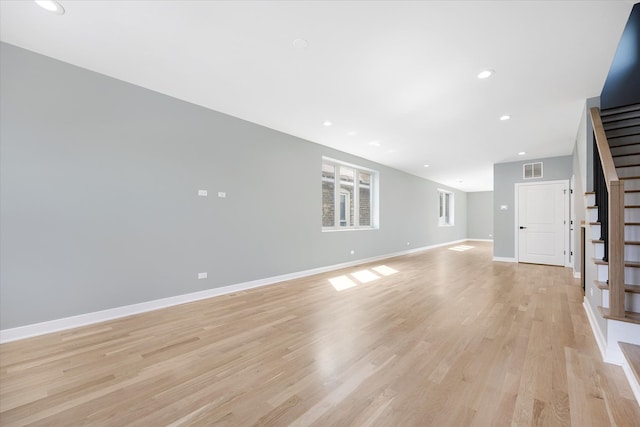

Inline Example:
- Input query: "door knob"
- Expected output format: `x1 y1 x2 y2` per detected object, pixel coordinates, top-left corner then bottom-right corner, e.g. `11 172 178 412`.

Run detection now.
519 226 527 229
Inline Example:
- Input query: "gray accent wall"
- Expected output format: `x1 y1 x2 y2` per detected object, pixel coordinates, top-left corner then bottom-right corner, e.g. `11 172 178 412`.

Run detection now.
493 156 573 259
0 43 467 329
467 192 493 240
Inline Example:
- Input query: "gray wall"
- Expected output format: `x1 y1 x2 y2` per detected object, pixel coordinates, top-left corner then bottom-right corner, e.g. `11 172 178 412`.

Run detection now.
0 43 467 329
493 156 573 259
467 192 493 240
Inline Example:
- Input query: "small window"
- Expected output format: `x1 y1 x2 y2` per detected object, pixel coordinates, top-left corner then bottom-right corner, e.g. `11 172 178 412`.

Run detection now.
438 189 454 226
322 158 378 230
523 162 543 179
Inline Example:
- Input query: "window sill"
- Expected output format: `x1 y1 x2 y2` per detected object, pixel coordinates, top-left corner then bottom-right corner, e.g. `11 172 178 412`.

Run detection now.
322 227 378 233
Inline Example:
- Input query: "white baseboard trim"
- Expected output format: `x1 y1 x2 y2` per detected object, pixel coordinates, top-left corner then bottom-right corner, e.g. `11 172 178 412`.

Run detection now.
621 359 640 407
466 238 493 242
0 238 469 344
492 256 516 263
583 301 640 406
583 300 608 362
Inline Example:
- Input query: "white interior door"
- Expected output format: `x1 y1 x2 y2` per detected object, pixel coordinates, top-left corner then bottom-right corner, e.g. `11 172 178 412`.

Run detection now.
517 182 567 266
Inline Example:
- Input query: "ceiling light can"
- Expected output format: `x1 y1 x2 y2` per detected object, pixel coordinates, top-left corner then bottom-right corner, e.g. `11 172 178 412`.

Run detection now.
292 38 309 49
477 69 494 79
35 0 65 14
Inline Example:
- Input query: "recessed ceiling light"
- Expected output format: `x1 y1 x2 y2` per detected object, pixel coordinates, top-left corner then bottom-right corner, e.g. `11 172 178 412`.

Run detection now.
423 164 430 168
518 151 526 156
457 179 464 183
368 141 381 147
322 120 332 127
292 38 309 49
500 115 511 121
347 131 357 136
35 0 65 14
477 69 494 79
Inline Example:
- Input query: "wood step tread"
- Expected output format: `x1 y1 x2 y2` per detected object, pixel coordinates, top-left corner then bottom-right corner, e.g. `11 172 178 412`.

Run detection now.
608 137 640 148
593 280 640 294
592 258 640 268
605 126 640 138
590 222 640 225
616 164 640 168
600 104 640 117
598 306 640 325
585 191 595 195
591 239 640 245
612 151 640 158
586 205 640 208
626 190 640 193
621 176 640 180
605 117 640 130
619 342 640 385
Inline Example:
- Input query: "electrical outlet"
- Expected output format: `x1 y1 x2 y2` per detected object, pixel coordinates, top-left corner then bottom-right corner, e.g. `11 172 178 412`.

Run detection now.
350 250 355 255
198 190 208 197
198 272 208 279
590 287 594 297
218 192 226 198
407 242 410 246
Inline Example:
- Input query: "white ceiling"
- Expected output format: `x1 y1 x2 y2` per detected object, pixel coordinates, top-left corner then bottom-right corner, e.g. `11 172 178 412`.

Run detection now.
0 1 635 191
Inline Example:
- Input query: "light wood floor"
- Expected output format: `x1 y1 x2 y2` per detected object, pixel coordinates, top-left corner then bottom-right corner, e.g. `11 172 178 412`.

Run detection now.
1 242 639 426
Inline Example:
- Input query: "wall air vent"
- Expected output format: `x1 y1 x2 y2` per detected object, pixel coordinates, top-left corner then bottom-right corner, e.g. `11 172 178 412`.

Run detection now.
523 162 543 179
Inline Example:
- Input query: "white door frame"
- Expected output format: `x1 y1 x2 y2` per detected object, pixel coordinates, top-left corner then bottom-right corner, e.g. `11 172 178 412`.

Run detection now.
570 174 576 268
514 180 571 267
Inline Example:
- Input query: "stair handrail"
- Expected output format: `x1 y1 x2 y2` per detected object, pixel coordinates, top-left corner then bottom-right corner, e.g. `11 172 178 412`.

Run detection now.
590 108 619 187
590 107 626 318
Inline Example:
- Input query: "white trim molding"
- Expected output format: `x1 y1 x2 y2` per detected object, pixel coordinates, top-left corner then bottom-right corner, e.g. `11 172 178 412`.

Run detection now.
621 358 640 406
583 300 608 362
583 300 640 406
0 238 470 343
492 256 516 263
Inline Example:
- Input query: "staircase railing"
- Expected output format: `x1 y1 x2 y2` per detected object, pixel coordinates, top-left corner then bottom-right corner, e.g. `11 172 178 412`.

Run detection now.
590 107 626 318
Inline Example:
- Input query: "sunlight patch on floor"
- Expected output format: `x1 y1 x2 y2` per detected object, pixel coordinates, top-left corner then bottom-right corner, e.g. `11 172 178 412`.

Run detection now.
329 275 358 291
351 269 380 283
449 245 474 252
329 265 400 291
372 265 399 276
